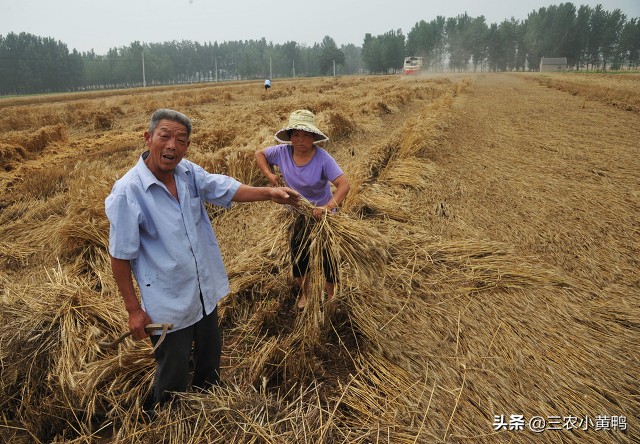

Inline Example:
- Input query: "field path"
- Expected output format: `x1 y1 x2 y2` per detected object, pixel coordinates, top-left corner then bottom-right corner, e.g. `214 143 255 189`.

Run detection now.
430 73 639 295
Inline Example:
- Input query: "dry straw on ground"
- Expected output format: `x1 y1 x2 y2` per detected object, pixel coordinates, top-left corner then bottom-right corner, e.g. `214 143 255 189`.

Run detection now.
525 71 640 113
0 73 638 443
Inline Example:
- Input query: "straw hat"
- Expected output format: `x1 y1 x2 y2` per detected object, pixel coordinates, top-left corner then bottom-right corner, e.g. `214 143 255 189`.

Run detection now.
275 109 329 143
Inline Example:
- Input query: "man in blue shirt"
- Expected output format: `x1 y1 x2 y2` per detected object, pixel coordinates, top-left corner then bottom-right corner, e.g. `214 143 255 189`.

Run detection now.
105 108 299 408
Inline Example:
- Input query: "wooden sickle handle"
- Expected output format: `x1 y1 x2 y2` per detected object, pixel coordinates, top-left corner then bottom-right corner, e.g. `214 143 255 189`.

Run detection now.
99 323 173 349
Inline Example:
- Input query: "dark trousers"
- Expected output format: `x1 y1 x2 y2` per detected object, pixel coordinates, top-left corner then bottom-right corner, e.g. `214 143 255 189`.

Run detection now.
150 306 221 405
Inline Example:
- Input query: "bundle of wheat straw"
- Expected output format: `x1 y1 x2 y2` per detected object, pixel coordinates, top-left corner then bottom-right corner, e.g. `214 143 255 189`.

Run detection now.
287 199 390 337
351 183 413 222
379 157 436 191
225 209 292 297
76 345 155 421
0 194 69 269
305 206 390 283
0 265 125 441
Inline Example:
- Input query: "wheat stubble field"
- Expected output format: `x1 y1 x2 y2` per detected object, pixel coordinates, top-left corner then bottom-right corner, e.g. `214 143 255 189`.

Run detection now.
0 72 638 443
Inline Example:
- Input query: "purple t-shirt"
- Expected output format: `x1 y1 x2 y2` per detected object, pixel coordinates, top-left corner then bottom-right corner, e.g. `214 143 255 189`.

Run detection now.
264 144 343 206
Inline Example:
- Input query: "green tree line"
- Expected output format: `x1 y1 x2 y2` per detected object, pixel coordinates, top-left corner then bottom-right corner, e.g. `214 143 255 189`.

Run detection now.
0 34 352 95
401 3 639 72
1 2 638 95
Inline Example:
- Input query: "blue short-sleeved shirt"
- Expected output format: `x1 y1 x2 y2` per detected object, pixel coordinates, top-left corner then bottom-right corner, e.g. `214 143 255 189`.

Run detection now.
105 152 241 331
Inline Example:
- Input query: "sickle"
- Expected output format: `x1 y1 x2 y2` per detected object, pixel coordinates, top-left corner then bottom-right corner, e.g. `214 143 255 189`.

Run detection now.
99 323 173 354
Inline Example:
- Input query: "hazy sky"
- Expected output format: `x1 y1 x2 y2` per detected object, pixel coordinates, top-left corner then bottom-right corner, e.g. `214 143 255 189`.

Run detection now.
2 0 639 54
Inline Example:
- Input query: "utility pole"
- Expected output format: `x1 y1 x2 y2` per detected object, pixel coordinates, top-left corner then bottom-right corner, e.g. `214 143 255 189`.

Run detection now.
215 57 218 82
142 50 146 87
292 60 296 78
333 59 336 77
269 57 272 79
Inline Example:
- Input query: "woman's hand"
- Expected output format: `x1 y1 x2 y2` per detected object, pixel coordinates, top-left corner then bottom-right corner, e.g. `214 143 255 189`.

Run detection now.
255 149 284 186
313 205 332 219
267 172 283 187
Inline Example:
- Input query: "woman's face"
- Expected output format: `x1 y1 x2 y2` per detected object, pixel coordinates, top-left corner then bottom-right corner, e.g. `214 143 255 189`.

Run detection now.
290 130 315 152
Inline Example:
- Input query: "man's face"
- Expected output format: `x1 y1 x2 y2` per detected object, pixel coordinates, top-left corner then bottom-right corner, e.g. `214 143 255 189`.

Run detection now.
144 119 190 177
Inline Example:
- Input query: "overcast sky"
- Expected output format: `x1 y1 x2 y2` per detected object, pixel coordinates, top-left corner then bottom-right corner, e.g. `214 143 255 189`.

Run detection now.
2 0 639 54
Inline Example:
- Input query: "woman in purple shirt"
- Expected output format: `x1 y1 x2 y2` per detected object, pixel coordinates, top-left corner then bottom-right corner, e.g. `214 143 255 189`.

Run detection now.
256 109 350 309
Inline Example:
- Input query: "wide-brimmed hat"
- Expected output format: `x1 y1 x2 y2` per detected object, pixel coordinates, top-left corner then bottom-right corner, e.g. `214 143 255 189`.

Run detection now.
275 109 329 143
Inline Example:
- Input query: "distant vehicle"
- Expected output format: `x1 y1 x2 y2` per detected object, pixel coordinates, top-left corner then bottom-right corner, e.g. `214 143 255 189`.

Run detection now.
403 57 424 75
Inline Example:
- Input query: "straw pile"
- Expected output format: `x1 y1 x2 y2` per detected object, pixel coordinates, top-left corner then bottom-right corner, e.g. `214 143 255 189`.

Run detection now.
0 73 638 443
526 72 640 113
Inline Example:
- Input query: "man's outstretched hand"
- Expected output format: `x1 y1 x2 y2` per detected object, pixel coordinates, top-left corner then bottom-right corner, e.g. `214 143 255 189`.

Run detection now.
270 186 301 206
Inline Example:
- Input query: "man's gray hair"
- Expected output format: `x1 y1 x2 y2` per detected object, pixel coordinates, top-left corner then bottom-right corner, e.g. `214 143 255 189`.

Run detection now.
148 109 192 138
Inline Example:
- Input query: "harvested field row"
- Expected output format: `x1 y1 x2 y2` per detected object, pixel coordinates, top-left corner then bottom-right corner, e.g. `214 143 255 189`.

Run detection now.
525 71 640 113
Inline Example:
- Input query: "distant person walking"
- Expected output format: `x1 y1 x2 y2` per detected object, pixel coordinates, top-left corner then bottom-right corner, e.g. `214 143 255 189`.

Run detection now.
255 109 350 309
264 79 271 91
105 108 299 411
